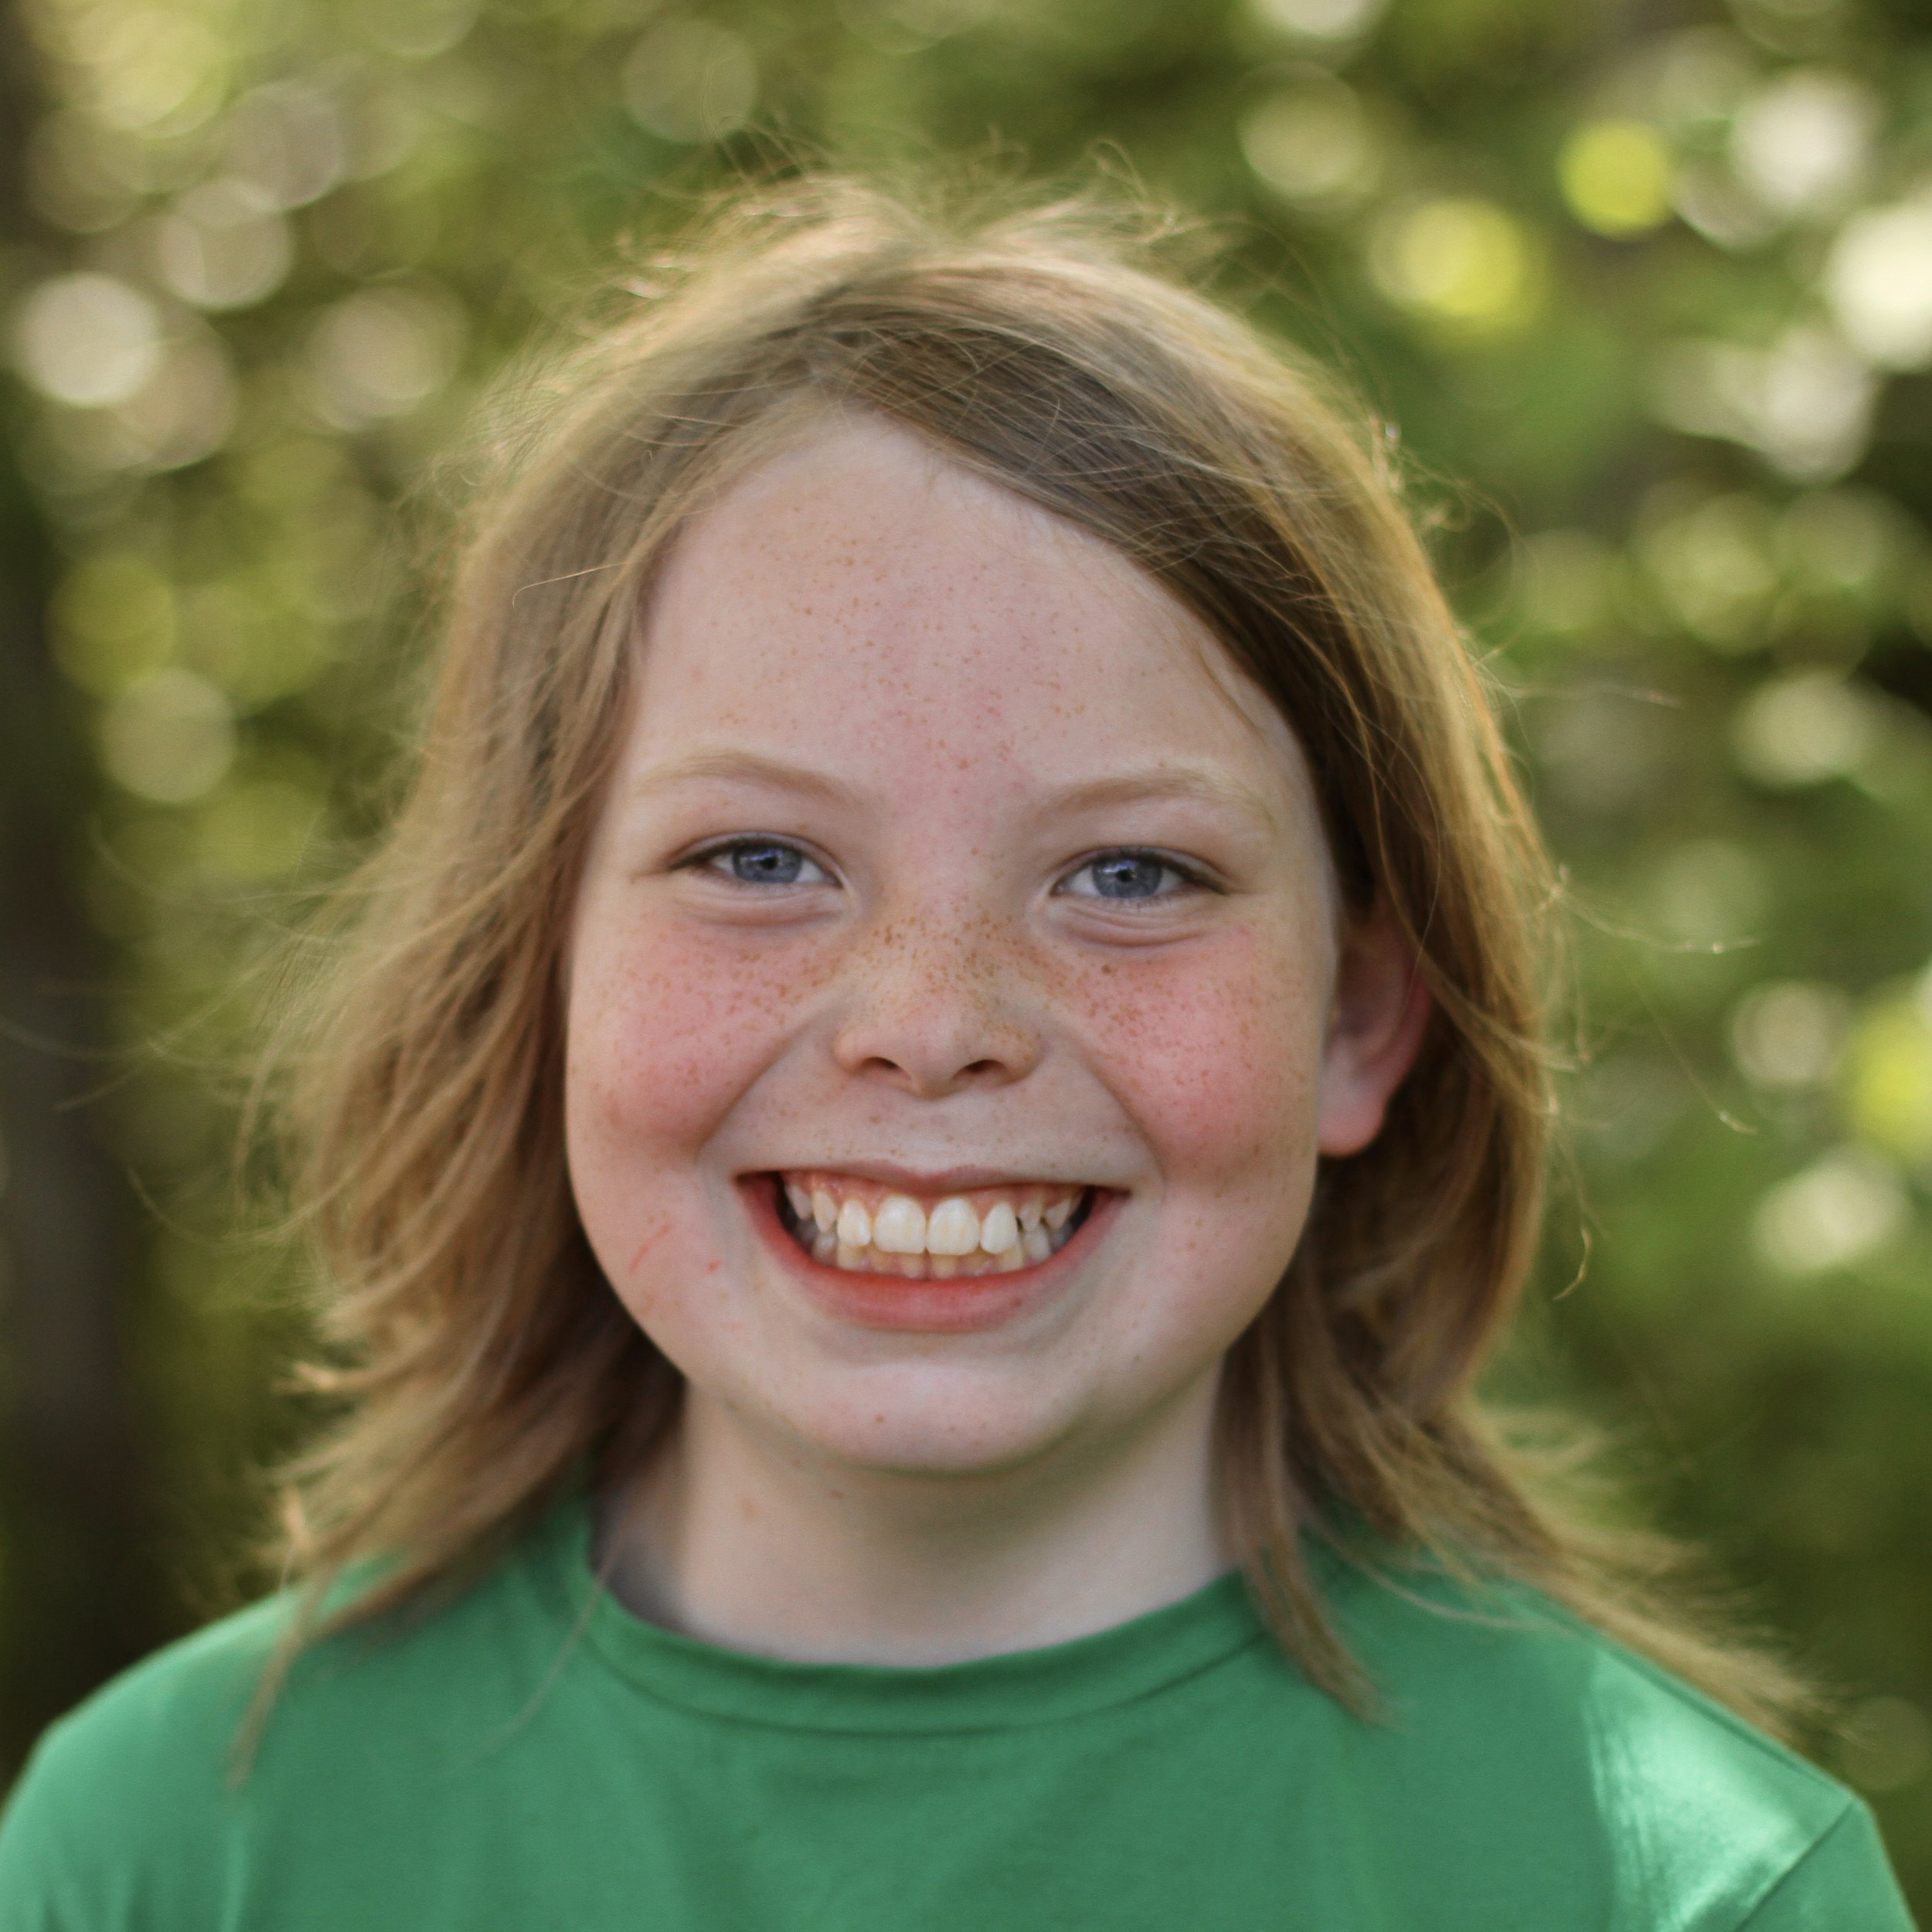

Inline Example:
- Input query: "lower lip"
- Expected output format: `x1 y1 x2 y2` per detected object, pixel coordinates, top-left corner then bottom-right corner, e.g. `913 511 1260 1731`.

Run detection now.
743 1177 1119 1333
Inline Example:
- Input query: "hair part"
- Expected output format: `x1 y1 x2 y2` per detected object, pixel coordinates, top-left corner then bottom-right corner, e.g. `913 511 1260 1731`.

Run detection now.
244 172 1809 1761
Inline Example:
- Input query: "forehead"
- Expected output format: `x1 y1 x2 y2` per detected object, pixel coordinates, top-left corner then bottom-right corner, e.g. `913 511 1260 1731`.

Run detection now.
627 415 1318 839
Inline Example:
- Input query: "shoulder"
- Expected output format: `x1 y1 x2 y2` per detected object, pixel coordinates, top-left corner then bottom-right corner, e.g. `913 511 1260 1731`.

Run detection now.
0 1594 294 1929
1316 1550 1914 1928
0 1528 568 1932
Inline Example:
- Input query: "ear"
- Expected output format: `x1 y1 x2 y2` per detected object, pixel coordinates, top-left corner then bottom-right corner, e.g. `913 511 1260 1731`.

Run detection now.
1315 898 1432 1158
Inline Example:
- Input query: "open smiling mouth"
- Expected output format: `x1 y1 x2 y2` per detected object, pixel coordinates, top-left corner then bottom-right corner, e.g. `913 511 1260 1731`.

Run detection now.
772 1172 1097 1280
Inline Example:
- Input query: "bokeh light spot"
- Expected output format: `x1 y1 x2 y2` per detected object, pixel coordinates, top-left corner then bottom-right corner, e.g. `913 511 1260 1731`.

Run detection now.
1246 0 1386 41
1732 672 1877 787
1637 492 1779 648
52 555 177 696
1730 69 1876 219
1825 199 1932 371
1559 120 1673 236
1648 327 1874 481
1730 980 1850 1090
1240 74 1379 211
356 0 478 61
1753 1146 1907 1274
305 285 464 428
1368 197 1541 332
99 669 237 804
223 80 349 209
622 22 757 144
194 771 325 882
1777 489 1903 593
155 179 293 311
11 273 162 407
81 8 229 134
1844 997 1932 1166
838 0 996 53
1648 837 1767 949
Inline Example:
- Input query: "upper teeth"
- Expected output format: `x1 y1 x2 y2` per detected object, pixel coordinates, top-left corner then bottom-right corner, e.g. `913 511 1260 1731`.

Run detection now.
925 1197 979 1255
780 1173 1083 1262
978 1202 1019 1253
875 1197 925 1253
835 1195 1023 1256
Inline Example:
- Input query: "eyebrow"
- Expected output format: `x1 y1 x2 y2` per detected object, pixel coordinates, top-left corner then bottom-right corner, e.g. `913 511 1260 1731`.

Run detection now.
624 750 1281 834
623 750 867 808
1043 766 1284 835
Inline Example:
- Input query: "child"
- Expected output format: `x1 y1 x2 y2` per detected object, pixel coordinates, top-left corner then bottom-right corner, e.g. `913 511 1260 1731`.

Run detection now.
0 178 1913 1929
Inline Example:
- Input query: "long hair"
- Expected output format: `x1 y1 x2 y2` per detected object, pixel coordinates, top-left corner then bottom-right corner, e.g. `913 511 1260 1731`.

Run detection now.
255 174 1804 1739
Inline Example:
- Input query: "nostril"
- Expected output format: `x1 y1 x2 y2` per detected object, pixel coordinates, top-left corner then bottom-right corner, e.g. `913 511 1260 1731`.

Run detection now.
855 1056 1010 1092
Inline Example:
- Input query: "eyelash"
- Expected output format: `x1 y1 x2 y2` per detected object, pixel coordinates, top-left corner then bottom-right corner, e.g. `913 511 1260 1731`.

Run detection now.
679 839 1214 905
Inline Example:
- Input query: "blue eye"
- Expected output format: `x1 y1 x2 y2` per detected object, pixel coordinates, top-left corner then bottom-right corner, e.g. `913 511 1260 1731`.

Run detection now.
730 842 804 885
695 839 830 886
1065 851 1198 902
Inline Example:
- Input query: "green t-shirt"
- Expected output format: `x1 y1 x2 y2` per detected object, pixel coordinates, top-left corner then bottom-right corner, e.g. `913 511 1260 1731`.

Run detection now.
0 1493 1913 1930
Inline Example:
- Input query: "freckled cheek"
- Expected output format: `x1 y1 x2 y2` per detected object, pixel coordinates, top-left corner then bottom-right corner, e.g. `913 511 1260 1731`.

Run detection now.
564 920 818 1151
1072 940 1326 1179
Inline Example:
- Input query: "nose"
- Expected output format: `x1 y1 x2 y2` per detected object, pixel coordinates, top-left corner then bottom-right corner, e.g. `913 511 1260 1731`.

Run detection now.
828 911 1043 1099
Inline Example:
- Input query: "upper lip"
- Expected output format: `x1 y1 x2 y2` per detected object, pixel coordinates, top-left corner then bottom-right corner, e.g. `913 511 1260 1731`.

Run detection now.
757 1162 1100 1194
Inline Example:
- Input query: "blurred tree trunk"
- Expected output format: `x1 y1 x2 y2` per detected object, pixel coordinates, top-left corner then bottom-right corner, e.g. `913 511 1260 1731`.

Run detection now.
0 0 165 1774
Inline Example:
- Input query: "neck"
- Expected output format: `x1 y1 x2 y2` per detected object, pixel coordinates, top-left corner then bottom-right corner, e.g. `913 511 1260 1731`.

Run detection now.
597 1376 1230 1667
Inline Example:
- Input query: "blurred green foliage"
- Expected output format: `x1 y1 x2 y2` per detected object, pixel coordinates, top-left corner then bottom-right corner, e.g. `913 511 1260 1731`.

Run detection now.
1 0 1929 1899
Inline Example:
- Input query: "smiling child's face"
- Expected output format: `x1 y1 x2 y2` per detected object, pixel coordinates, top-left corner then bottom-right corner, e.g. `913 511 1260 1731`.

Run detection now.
566 416 1417 1485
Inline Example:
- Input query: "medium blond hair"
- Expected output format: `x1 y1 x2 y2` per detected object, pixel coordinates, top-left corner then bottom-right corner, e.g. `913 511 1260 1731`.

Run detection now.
261 175 1801 1736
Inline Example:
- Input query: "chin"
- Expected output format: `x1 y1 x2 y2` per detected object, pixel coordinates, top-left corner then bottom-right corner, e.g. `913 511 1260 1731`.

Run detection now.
768 1369 1084 1481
